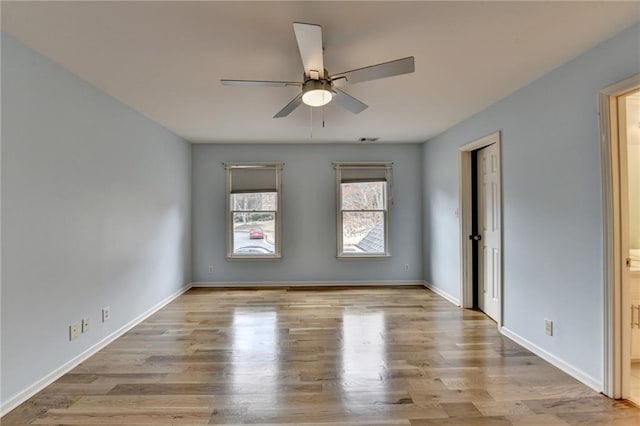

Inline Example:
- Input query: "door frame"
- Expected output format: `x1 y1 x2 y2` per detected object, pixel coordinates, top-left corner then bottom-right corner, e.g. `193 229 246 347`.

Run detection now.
599 73 640 398
458 131 503 327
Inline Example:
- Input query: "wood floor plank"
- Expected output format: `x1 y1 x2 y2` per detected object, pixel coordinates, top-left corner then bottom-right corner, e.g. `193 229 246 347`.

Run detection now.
473 400 534 417
506 414 571 426
2 286 639 424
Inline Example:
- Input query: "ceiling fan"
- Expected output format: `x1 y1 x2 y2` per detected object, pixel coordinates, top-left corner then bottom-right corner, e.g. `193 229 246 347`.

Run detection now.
221 22 415 118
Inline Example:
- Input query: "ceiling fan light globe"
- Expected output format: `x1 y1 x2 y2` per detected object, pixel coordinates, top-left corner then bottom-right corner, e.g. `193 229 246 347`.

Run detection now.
302 89 332 107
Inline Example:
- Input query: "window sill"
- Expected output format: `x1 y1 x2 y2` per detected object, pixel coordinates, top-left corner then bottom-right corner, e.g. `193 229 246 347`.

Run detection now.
337 254 391 260
226 255 282 262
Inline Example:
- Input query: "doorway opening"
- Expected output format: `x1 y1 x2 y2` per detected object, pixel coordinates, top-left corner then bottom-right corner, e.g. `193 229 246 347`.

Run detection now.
459 131 502 326
471 150 480 311
600 73 640 403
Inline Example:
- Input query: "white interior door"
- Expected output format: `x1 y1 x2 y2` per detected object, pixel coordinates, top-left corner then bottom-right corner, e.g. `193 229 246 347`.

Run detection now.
619 89 640 405
477 143 500 321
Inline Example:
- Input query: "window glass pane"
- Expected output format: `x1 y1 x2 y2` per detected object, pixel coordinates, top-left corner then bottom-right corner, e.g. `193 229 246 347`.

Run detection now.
232 213 276 255
231 192 277 212
342 212 385 254
341 182 386 210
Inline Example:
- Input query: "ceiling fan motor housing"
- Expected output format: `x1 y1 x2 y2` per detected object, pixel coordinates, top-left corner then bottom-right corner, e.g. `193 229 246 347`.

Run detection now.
302 78 332 92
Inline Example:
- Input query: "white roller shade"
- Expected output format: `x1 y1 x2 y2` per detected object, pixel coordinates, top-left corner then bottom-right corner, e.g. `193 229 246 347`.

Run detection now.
229 165 279 193
336 163 392 183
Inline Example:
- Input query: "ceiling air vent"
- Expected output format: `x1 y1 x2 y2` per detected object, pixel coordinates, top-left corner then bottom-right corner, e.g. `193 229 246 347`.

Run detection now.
359 137 379 142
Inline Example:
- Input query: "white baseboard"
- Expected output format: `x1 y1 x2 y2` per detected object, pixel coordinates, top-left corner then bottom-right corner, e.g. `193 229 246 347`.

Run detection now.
499 326 603 392
191 280 425 288
0 283 193 416
423 281 460 306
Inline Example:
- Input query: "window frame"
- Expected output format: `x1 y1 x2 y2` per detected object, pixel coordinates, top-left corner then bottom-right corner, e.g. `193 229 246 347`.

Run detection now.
334 162 393 259
225 162 283 261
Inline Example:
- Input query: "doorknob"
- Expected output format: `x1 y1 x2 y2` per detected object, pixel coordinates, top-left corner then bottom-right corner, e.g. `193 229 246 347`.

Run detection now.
469 235 482 241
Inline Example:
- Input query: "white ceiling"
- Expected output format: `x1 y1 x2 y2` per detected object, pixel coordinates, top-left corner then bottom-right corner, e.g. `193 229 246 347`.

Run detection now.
2 1 638 144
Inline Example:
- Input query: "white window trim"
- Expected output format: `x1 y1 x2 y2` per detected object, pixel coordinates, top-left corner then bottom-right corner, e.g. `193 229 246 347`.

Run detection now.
334 162 393 259
225 162 283 261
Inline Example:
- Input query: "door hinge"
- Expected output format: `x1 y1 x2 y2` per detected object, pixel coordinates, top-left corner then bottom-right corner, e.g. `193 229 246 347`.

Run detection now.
469 235 482 241
632 304 640 328
627 257 632 267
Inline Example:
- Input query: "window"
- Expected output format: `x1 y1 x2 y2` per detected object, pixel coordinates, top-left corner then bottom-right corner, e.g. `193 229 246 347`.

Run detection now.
335 162 392 258
226 163 282 260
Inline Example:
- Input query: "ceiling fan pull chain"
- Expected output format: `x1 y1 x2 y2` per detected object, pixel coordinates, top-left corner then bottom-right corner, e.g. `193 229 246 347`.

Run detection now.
310 106 313 139
322 106 325 128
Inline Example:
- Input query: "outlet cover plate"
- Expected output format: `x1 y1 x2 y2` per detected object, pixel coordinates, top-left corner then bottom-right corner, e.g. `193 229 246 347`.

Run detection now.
69 323 80 341
82 318 90 333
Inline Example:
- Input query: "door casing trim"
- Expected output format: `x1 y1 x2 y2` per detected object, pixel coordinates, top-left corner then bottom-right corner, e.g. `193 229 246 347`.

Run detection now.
599 73 640 399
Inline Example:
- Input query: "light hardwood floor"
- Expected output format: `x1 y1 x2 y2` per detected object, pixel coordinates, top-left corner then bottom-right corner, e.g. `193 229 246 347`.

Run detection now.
3 286 640 425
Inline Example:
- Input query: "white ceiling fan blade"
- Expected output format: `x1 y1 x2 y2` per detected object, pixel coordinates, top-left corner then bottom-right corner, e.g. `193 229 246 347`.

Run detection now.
293 22 324 79
330 56 415 86
332 89 368 114
221 79 302 87
273 93 304 118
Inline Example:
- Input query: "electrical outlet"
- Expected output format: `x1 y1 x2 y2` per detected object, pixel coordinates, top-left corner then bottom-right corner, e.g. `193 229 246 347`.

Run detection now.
404 264 410 272
102 307 110 322
208 266 214 273
544 319 553 336
69 323 80 341
82 318 90 333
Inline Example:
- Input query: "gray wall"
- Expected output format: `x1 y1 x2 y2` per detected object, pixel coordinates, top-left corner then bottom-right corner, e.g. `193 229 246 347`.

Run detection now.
192 143 423 283
422 23 640 384
1 34 192 405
